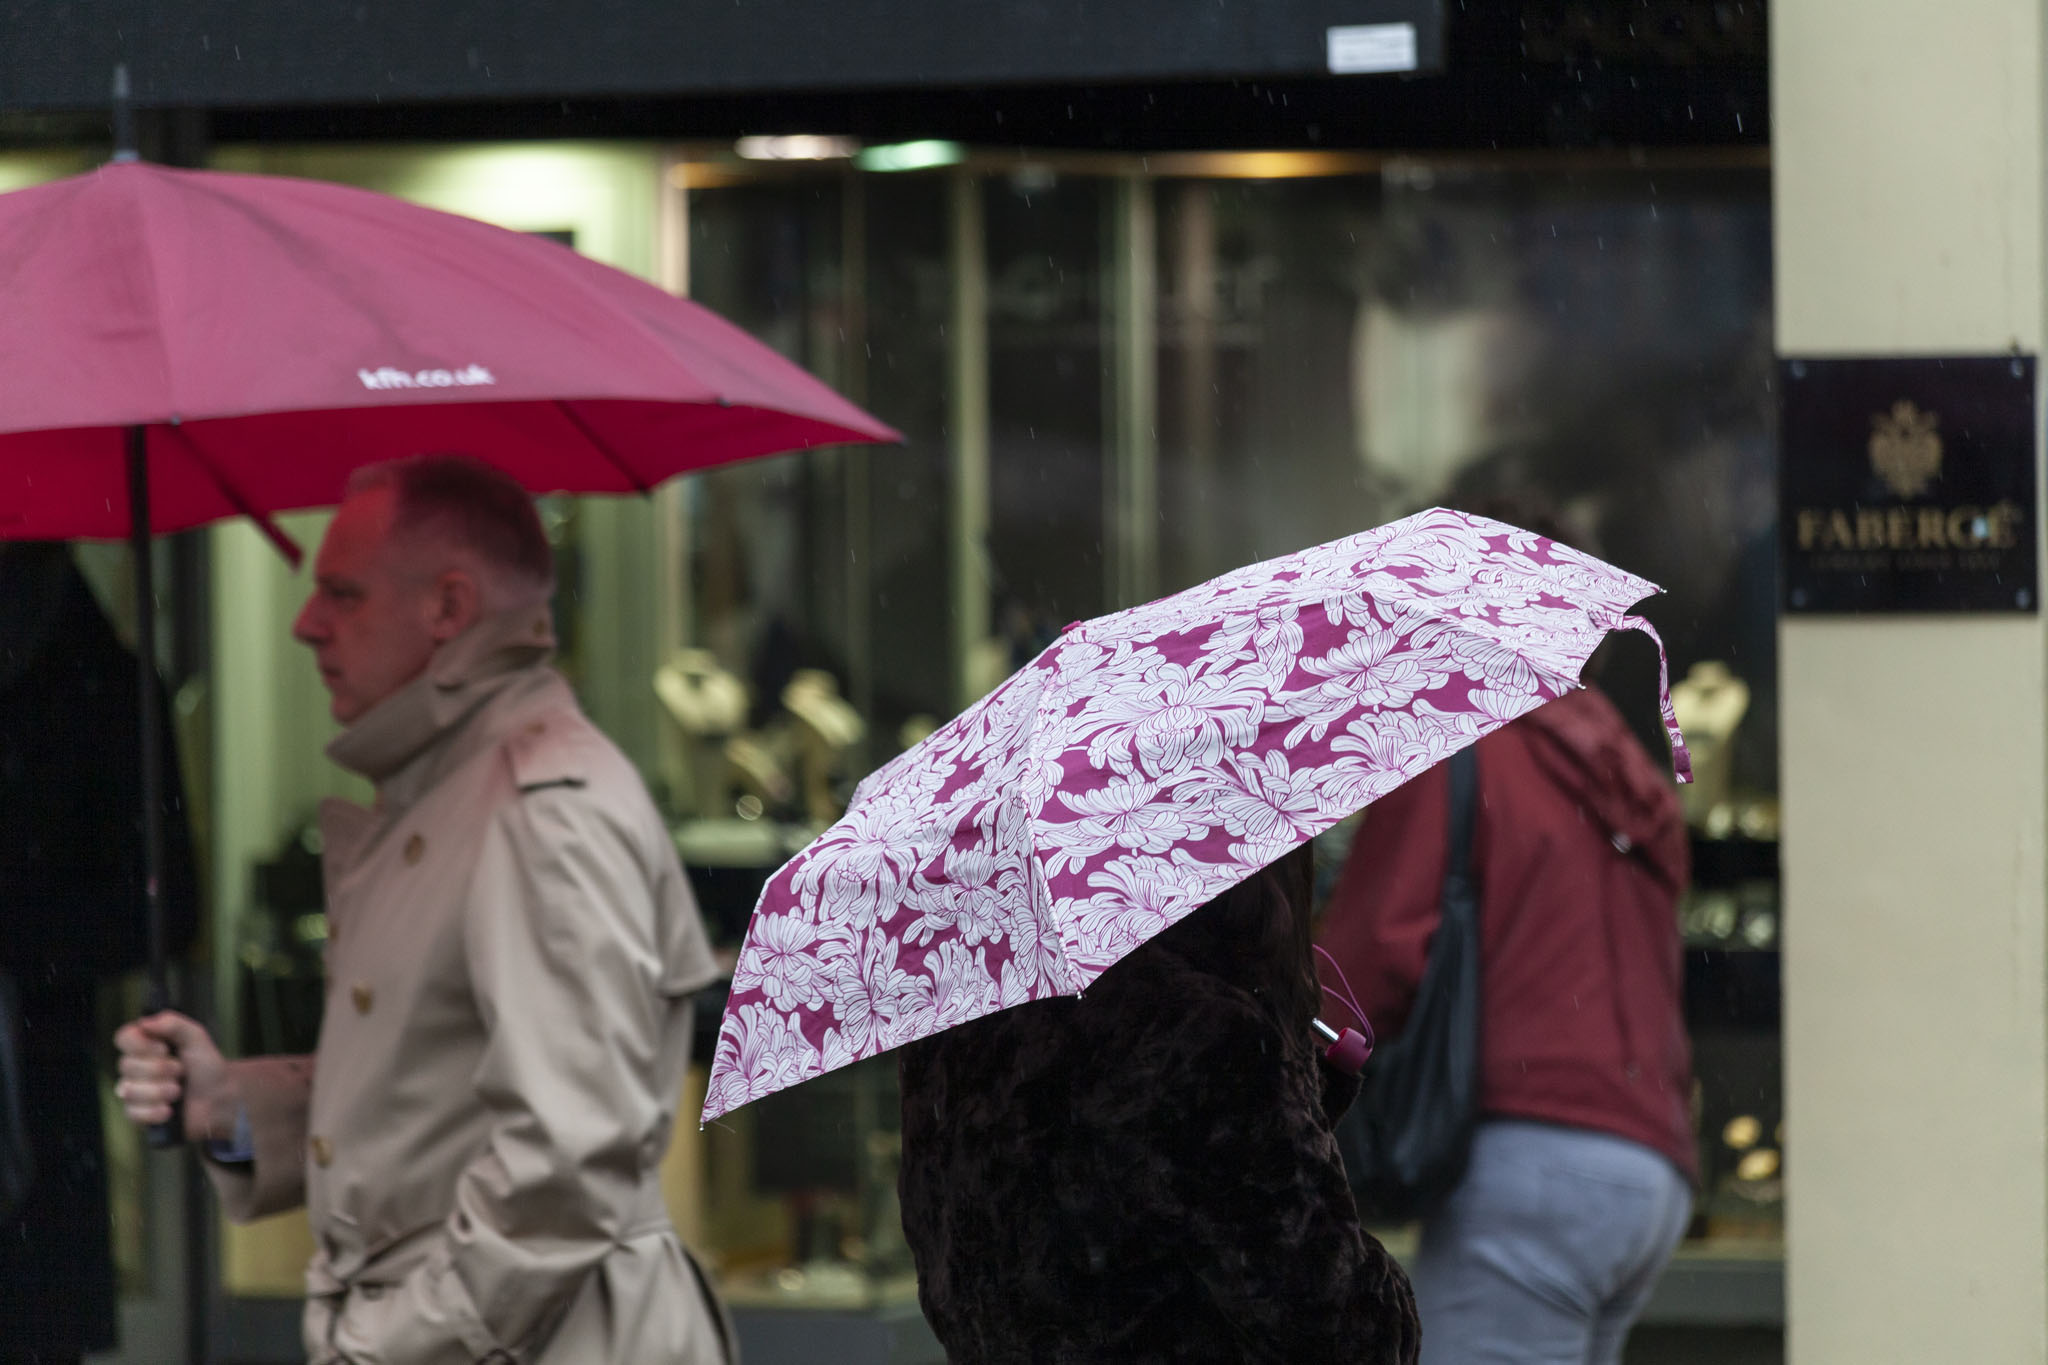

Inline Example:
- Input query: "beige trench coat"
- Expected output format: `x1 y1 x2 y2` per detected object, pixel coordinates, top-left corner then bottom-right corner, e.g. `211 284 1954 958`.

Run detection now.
206 610 730 1364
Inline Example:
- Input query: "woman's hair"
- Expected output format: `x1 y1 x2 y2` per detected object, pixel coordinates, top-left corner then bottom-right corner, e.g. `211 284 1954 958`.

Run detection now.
1149 842 1320 1029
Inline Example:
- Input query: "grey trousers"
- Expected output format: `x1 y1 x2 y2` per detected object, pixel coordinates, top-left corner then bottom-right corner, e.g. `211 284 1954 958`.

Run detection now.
1412 1120 1693 1365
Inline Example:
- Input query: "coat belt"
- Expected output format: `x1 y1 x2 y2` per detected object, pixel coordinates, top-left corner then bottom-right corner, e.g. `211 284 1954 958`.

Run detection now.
306 1180 676 1299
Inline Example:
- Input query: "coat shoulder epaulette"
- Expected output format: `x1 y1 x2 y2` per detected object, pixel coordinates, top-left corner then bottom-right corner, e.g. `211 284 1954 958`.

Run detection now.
502 710 600 795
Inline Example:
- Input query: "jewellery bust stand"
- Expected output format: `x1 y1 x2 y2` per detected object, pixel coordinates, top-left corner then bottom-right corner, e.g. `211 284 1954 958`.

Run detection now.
783 669 866 829
654 648 750 821
1670 660 1750 833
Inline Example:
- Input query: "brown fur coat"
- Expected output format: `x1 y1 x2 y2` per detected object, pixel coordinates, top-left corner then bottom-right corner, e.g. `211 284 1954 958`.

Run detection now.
898 848 1421 1364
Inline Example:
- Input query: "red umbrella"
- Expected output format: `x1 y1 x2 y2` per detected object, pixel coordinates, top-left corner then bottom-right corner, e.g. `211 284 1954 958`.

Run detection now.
0 155 899 1141
0 159 896 548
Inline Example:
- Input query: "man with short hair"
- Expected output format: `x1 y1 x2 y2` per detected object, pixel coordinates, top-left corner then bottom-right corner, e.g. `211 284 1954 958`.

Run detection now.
115 456 731 1364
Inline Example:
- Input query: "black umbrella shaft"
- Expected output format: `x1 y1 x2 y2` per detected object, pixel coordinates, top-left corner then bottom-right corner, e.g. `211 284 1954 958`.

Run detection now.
111 64 138 163
126 426 168 1007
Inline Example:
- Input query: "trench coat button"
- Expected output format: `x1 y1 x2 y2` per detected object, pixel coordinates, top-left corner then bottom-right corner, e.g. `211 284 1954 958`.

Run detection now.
311 1136 333 1167
351 983 373 1015
403 833 425 865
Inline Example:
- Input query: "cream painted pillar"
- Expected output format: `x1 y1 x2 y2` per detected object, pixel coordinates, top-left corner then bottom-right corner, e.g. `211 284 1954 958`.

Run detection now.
1773 3 2048 1361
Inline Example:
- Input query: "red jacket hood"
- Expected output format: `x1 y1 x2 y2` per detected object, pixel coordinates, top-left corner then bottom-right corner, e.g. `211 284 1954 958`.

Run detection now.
1518 687 1690 893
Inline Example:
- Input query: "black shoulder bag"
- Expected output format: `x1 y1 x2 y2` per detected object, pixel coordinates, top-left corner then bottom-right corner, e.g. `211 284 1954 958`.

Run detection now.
1336 746 1482 1223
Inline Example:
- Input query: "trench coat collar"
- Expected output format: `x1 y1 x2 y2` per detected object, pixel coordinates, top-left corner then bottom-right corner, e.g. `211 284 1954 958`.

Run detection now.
326 604 561 808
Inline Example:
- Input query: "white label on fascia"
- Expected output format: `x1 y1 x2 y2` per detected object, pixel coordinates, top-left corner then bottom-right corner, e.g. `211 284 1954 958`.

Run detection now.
1327 22 1418 75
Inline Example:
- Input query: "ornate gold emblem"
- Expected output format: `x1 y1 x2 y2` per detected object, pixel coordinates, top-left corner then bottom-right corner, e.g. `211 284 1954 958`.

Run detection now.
1869 399 1943 499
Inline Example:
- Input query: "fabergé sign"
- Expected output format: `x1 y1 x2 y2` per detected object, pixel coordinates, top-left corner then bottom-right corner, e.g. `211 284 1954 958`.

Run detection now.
1779 354 2038 613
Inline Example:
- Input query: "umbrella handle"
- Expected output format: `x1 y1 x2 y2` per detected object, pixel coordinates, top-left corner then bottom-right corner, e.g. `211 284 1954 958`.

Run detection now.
140 981 186 1151
1312 1017 1373 1076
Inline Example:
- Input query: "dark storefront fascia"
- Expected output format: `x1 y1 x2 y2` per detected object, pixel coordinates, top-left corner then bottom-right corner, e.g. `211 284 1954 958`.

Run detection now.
0 1 1766 155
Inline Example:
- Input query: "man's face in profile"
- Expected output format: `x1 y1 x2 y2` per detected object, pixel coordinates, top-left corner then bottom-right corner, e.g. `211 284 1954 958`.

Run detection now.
291 487 441 724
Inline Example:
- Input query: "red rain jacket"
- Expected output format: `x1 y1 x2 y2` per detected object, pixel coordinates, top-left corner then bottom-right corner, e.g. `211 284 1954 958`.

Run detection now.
1317 686 1698 1183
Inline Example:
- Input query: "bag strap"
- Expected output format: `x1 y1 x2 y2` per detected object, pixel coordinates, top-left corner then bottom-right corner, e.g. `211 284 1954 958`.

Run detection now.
1442 745 1479 918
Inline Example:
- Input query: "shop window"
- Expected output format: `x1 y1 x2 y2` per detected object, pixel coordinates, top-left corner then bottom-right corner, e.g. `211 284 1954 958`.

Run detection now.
675 153 1781 1307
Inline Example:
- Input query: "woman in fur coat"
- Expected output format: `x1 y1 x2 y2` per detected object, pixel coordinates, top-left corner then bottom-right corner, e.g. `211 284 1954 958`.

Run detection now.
897 843 1420 1365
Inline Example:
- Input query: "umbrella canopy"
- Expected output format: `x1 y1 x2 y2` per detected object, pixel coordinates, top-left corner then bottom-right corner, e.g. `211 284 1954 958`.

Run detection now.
702 508 1691 1122
0 160 897 543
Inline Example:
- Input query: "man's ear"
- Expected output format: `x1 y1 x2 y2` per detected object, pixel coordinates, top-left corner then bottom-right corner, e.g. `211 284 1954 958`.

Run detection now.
429 569 483 643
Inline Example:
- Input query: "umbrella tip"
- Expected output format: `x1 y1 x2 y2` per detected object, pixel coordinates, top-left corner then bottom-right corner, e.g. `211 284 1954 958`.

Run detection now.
110 64 140 164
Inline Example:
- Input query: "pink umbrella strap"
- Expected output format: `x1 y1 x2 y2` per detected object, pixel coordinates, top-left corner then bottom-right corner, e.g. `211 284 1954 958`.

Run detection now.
1313 944 1375 1049
1615 615 1694 785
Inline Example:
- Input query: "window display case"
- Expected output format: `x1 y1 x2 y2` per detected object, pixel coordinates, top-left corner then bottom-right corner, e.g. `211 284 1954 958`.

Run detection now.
664 146 1783 1320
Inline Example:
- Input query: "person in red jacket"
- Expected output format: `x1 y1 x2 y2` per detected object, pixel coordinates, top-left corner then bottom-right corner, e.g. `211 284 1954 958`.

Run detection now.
1318 664 1696 1365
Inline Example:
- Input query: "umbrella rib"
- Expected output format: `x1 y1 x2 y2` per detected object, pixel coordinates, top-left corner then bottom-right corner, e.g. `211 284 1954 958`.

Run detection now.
554 401 651 495
163 423 305 568
122 168 186 435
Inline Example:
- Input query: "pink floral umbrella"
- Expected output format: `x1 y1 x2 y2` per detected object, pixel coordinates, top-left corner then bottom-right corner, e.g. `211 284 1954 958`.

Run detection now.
702 508 1691 1122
